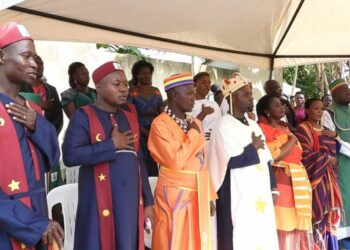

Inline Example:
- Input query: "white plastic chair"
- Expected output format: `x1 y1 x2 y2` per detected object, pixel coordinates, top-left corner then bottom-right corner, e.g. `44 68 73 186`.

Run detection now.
59 157 80 184
64 166 80 184
47 178 158 249
47 183 78 250
145 176 158 248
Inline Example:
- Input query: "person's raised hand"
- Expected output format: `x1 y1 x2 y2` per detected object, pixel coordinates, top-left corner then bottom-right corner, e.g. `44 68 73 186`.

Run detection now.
322 130 337 138
201 105 214 116
251 132 264 150
197 104 214 121
329 156 337 167
6 102 37 131
111 126 135 150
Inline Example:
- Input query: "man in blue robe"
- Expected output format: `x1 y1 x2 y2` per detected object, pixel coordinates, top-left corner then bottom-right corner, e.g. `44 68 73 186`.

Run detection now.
62 61 154 250
0 22 63 250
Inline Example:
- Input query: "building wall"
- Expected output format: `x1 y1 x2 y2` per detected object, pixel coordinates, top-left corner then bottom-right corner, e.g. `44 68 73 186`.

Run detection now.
36 41 282 102
35 40 283 138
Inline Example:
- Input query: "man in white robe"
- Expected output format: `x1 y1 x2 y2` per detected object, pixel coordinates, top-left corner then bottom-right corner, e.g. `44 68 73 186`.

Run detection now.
208 74 279 250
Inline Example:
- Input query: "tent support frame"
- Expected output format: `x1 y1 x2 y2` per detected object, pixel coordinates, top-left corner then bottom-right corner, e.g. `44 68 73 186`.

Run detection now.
8 3 350 74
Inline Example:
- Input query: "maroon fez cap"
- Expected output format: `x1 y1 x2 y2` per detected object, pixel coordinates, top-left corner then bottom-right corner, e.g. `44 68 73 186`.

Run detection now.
92 61 124 84
0 22 32 49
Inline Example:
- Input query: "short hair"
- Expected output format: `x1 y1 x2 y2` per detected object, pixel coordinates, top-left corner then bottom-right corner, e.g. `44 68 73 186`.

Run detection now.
131 60 154 80
256 94 277 118
210 83 221 95
304 97 321 109
193 72 210 83
295 91 304 97
68 62 86 88
263 79 280 91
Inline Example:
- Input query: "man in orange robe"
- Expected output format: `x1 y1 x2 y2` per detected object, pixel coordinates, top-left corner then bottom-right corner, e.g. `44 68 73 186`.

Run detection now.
148 73 217 250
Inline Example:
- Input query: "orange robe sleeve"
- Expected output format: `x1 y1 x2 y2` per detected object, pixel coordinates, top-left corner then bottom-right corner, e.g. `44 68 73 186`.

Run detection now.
148 118 206 169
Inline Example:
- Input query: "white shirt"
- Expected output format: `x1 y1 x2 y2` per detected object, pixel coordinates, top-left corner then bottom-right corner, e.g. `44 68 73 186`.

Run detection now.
321 109 350 157
191 99 222 136
220 98 229 116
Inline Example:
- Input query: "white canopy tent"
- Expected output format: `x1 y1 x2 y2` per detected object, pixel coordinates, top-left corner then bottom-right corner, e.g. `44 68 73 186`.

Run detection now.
1 0 350 71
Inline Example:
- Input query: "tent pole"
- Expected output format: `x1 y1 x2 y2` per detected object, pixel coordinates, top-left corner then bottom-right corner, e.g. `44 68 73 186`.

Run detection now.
272 0 305 57
269 57 274 80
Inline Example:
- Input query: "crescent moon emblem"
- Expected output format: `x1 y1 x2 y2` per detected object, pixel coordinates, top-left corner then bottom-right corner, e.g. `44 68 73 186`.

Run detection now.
0 117 5 127
96 133 102 142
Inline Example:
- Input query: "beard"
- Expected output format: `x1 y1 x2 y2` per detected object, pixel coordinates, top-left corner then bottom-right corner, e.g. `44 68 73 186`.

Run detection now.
247 102 254 112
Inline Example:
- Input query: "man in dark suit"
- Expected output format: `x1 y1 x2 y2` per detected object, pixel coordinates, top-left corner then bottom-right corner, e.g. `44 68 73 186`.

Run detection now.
21 55 64 193
21 55 63 135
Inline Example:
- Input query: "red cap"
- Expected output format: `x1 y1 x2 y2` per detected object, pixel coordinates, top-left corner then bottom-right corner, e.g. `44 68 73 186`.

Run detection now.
92 61 124 84
0 22 32 49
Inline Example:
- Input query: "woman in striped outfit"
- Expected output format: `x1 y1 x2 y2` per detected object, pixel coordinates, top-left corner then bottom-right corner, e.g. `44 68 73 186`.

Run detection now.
296 98 343 250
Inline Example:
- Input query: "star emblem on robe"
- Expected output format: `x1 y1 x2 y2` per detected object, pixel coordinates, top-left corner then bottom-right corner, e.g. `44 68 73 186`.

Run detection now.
255 163 265 171
8 179 20 192
255 197 267 213
98 173 106 181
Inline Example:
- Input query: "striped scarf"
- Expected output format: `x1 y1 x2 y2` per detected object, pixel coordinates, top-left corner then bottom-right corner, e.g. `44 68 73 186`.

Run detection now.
275 161 313 218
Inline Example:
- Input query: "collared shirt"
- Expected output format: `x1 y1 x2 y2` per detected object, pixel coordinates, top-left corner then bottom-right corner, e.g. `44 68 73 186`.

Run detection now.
32 82 47 101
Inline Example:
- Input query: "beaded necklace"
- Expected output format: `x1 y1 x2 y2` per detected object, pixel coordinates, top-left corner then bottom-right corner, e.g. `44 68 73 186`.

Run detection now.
165 106 189 133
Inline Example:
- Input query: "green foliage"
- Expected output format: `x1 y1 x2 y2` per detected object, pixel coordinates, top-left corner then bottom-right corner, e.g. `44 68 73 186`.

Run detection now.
283 65 321 98
96 44 148 61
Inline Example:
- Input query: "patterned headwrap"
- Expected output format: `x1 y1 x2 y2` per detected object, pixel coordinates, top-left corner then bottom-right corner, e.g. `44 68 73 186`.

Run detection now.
221 73 251 115
221 72 250 98
163 73 194 91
